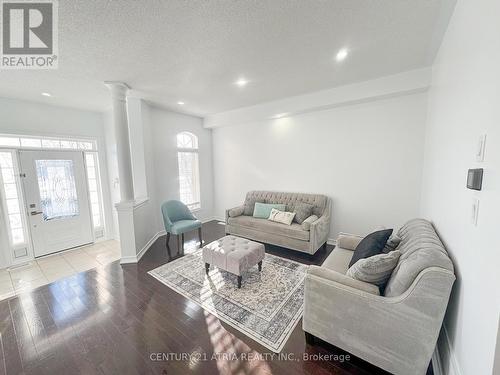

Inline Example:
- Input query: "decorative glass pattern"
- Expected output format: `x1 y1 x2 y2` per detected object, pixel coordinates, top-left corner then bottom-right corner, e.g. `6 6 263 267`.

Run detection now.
176 132 198 149
0 151 25 245
85 153 103 228
0 135 96 150
177 131 201 210
36 160 79 221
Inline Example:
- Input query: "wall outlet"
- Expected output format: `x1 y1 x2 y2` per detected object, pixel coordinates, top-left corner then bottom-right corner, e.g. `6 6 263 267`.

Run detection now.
471 197 480 226
476 134 486 162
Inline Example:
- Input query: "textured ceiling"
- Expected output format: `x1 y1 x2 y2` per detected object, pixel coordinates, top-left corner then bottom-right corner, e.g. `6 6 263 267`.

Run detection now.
0 0 456 115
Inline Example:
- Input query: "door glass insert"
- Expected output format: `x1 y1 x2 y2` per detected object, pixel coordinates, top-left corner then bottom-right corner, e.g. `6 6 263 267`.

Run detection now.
35 160 80 221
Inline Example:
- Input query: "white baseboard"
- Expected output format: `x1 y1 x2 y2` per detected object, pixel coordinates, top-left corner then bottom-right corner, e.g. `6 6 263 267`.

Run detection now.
121 219 336 264
433 326 462 375
120 230 163 264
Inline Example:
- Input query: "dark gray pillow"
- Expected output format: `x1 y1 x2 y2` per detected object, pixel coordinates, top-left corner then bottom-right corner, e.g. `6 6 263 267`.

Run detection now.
243 198 264 216
349 229 393 268
293 202 314 224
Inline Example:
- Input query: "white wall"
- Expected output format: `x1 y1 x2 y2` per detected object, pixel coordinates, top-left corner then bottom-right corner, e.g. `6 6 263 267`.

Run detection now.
420 1 500 374
148 105 215 226
0 97 115 242
212 92 428 240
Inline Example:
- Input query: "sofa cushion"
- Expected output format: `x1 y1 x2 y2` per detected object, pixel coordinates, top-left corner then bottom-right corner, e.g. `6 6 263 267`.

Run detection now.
228 206 244 218
253 202 286 218
321 248 354 274
347 250 401 288
383 234 402 253
244 191 328 217
301 215 318 231
384 219 454 297
307 266 380 295
293 202 314 224
227 215 310 241
349 229 393 268
243 197 264 216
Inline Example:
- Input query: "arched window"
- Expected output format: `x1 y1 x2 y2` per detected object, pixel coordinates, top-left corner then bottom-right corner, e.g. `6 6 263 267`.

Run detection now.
176 132 201 210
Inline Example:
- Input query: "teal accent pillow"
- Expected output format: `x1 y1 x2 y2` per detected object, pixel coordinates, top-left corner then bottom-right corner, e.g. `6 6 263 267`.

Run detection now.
253 202 286 219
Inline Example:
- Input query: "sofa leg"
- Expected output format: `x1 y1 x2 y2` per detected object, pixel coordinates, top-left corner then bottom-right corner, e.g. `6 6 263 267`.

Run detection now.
305 332 316 345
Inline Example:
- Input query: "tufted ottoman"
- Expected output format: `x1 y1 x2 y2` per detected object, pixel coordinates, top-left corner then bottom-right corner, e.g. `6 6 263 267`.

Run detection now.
202 235 265 288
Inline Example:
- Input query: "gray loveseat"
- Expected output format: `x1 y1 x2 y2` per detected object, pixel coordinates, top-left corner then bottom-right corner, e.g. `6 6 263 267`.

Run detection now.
225 191 331 254
303 218 455 375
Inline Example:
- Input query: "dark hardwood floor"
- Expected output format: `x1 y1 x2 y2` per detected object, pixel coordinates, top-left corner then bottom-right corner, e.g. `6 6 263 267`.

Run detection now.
0 221 431 375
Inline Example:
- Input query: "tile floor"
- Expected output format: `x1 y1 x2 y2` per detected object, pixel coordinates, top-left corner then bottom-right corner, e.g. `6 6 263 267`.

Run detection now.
0 240 120 301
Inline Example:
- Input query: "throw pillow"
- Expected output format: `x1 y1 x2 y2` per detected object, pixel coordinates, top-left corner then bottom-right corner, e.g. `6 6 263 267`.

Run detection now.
253 202 286 219
383 234 402 253
228 206 244 218
268 208 295 225
243 197 264 216
347 250 401 287
348 229 393 268
301 215 319 231
293 202 314 224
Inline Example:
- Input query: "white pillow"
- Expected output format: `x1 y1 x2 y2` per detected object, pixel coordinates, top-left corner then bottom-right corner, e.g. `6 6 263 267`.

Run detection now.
268 208 295 226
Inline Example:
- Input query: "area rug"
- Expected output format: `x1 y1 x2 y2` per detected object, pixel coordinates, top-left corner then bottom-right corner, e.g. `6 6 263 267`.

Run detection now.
148 249 308 352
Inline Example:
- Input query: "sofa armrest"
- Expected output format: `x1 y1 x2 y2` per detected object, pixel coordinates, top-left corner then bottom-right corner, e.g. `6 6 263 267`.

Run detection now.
303 267 455 375
336 233 364 250
225 205 244 222
307 265 380 295
309 199 331 253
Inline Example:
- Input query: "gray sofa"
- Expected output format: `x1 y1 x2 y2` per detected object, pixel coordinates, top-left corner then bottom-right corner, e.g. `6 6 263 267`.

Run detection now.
303 218 455 375
225 191 331 254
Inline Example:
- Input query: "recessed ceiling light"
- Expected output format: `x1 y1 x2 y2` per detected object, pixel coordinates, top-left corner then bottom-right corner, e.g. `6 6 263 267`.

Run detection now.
234 78 249 87
335 48 349 62
177 101 185 105
41 92 52 97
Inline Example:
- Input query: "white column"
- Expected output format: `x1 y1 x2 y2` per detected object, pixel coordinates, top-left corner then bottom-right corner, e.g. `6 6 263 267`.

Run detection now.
104 81 134 202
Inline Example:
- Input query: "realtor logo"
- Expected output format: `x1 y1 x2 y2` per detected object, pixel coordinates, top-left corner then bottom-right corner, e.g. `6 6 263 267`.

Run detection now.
1 0 58 69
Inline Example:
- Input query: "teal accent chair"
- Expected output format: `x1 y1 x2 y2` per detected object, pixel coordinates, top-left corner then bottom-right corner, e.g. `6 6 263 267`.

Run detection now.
161 200 202 252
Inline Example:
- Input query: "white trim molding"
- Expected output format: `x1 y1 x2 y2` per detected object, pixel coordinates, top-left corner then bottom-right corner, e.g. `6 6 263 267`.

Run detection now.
120 229 162 264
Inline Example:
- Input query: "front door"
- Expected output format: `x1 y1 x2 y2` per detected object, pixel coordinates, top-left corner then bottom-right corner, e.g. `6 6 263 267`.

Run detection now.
20 150 93 257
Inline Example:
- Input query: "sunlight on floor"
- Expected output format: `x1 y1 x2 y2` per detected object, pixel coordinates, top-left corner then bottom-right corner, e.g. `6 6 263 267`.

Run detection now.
0 240 120 301
203 309 272 374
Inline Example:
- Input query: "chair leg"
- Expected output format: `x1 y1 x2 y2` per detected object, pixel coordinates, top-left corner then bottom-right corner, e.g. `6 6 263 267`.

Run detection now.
165 232 170 247
198 227 203 246
205 263 210 274
237 275 242 289
258 261 262 272
177 235 181 253
181 233 184 251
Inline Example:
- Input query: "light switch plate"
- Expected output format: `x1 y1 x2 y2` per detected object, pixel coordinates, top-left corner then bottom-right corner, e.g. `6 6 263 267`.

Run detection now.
471 197 480 226
476 134 486 162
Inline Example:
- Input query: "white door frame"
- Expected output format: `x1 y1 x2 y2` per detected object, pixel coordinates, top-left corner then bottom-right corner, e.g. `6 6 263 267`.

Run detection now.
19 149 95 258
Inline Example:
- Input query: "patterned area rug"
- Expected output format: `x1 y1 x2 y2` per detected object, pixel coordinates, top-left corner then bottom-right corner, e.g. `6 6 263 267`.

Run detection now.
148 249 308 352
